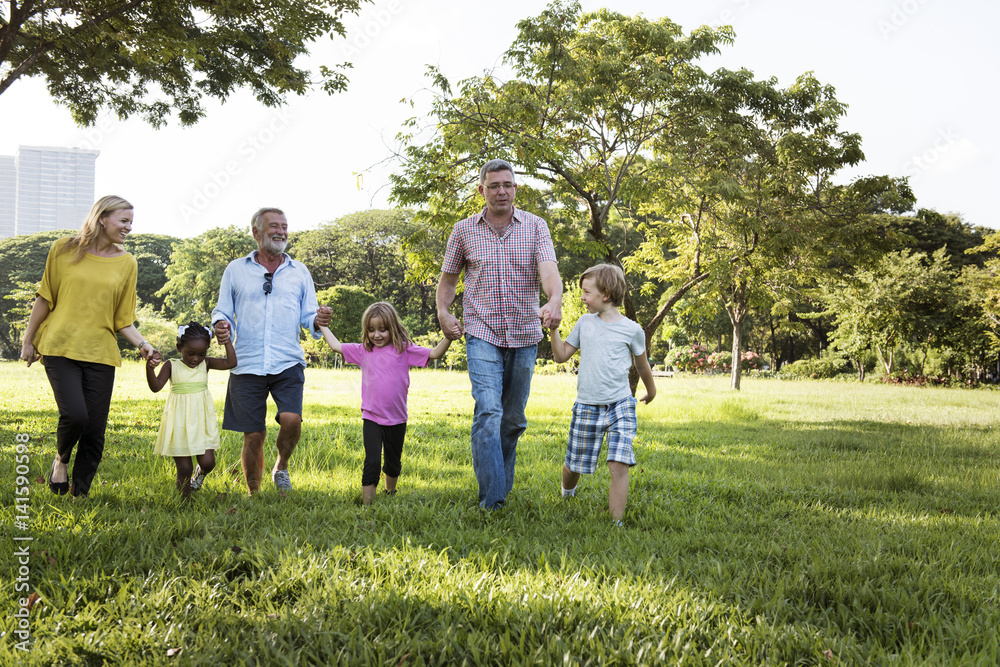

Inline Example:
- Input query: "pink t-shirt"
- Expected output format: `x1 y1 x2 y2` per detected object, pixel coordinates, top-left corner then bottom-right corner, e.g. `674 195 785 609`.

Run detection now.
341 343 432 426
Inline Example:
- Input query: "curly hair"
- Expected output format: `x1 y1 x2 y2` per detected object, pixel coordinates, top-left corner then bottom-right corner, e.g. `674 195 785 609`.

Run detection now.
176 320 212 351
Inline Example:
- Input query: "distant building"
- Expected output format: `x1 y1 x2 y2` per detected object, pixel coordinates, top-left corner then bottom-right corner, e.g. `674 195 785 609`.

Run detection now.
0 146 99 239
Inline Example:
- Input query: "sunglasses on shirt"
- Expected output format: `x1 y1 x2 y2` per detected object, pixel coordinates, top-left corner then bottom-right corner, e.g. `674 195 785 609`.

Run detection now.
263 272 274 295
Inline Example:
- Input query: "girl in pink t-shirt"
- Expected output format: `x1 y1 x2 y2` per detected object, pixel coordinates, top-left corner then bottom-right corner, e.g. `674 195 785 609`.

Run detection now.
319 301 451 504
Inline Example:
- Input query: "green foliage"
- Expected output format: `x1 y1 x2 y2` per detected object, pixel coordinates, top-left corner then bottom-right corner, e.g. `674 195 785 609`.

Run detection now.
127 304 228 364
0 1 365 126
2 368 1000 664
390 0 734 341
304 285 375 368
642 65 913 389
444 335 467 371
780 356 851 379
534 358 575 375
707 350 733 372
317 285 374 344
158 226 256 323
126 234 181 312
290 210 439 335
822 249 963 375
881 209 992 269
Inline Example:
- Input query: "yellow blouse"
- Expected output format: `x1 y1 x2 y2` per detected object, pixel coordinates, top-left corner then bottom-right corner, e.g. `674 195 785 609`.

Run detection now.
34 237 138 367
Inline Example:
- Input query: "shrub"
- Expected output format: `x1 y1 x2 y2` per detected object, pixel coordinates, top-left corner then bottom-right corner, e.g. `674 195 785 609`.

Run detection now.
535 359 576 375
780 356 850 380
741 350 764 371
707 351 732 372
666 344 709 373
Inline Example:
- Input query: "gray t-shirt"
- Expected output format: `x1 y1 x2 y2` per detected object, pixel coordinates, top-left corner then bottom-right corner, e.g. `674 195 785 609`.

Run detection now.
566 313 645 405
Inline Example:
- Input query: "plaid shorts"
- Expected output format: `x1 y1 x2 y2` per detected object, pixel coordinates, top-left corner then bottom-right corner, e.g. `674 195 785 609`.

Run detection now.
565 396 638 474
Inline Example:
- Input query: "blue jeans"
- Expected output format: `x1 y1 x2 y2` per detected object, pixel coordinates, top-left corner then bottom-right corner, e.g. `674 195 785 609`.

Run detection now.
466 336 537 509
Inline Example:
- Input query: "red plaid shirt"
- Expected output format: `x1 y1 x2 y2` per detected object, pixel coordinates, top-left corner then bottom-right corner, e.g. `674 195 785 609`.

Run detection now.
442 206 557 348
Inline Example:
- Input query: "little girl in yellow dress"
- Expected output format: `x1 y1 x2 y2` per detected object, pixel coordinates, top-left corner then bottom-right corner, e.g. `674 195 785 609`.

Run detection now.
146 321 236 496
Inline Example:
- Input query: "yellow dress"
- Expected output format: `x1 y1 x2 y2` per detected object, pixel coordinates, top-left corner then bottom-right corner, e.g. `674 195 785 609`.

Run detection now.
153 361 220 457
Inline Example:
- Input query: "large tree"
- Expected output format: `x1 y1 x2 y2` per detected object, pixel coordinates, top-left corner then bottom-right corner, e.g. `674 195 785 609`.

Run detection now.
390 0 732 376
636 68 913 389
122 233 180 312
1 0 365 126
822 249 961 376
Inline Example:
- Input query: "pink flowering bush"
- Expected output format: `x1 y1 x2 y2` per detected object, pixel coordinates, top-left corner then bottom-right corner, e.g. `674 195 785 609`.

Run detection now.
707 351 733 372
741 351 764 371
666 344 709 373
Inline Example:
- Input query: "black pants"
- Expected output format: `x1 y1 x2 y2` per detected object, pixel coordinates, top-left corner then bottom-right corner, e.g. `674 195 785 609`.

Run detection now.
361 419 406 486
43 356 116 497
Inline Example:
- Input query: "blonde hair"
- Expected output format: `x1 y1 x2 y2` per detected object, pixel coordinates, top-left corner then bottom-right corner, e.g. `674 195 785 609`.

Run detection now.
361 301 412 354
63 195 133 263
580 264 627 307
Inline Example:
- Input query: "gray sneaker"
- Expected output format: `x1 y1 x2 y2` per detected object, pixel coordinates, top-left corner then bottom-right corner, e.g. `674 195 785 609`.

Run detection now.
189 465 205 491
272 468 292 491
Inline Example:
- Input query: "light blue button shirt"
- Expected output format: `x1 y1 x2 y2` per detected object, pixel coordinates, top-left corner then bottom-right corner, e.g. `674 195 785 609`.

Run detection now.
211 251 321 376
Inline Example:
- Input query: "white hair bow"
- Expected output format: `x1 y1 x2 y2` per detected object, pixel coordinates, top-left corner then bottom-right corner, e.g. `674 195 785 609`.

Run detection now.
177 324 213 338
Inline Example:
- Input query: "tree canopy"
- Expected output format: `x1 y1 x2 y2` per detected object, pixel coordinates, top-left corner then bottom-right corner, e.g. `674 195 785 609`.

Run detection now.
391 0 734 390
1 0 366 126
157 225 256 324
289 210 442 334
390 0 914 390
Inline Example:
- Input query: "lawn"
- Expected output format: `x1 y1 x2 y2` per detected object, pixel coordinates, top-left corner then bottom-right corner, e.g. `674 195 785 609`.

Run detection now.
2 362 999 665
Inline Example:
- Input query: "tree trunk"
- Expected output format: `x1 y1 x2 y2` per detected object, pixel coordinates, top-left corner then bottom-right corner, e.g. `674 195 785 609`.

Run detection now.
875 344 894 375
768 315 779 371
730 315 746 390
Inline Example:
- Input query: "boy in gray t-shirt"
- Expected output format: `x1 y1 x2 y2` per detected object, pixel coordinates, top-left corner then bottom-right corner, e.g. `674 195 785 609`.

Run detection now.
550 264 656 526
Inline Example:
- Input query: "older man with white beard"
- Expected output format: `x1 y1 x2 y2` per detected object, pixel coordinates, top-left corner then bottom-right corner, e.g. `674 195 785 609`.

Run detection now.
212 207 332 495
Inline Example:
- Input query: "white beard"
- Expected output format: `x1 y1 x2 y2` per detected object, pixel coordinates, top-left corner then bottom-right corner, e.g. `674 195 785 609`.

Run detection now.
262 235 287 254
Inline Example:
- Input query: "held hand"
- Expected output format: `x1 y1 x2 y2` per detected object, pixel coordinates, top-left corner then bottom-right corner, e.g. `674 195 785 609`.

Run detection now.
20 342 39 368
140 344 161 364
213 320 231 343
315 305 333 329
539 301 562 330
438 312 463 341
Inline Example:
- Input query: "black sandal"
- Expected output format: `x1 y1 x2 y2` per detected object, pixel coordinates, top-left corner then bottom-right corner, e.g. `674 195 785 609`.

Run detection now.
48 459 69 496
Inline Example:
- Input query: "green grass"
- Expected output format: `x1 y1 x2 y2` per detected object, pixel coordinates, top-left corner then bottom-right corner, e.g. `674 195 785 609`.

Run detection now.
2 363 999 665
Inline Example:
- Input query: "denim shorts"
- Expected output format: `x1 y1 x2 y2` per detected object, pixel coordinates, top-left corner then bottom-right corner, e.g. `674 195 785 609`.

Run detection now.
223 365 305 433
565 396 638 473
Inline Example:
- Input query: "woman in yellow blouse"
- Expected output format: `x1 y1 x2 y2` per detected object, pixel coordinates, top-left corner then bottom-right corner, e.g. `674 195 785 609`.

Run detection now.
20 195 160 497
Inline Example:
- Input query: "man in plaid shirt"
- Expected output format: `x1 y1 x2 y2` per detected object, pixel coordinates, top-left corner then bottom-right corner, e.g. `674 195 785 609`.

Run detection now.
437 159 563 510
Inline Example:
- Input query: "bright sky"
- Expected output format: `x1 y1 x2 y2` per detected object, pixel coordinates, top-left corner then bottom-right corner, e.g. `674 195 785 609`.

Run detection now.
2 0 996 238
